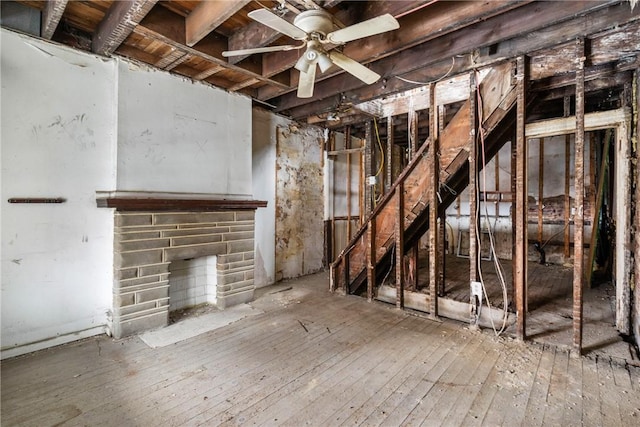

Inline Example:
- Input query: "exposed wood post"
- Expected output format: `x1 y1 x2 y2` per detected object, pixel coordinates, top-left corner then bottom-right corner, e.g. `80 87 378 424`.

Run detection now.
410 106 419 156
515 56 529 340
387 117 394 192
573 39 586 352
365 121 374 217
346 126 352 242
635 69 640 345
395 183 405 308
563 96 572 261
538 138 545 243
367 217 376 302
429 82 440 318
469 72 480 326
438 104 447 297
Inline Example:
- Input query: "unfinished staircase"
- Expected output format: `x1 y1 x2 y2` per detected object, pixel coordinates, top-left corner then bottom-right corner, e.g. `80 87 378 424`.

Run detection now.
330 61 518 310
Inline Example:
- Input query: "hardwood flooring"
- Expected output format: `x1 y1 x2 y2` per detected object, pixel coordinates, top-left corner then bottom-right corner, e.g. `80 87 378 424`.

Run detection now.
2 271 639 426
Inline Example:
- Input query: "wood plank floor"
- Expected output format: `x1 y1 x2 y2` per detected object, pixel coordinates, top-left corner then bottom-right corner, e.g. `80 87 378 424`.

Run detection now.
2 271 639 426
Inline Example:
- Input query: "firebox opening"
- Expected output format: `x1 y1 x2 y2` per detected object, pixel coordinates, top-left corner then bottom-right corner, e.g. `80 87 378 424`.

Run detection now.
168 255 217 324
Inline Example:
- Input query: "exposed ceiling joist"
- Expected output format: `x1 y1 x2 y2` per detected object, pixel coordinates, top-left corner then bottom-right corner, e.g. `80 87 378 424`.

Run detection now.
92 0 158 55
41 0 68 39
186 0 251 47
257 0 528 101
277 0 627 117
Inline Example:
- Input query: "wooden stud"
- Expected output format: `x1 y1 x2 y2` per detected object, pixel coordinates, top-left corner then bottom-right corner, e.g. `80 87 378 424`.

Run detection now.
515 56 528 340
387 117 394 193
395 184 405 309
365 121 374 217
346 126 352 242
469 72 480 325
410 107 419 157
635 69 640 346
367 216 376 302
538 138 545 243
429 83 440 319
573 39 586 352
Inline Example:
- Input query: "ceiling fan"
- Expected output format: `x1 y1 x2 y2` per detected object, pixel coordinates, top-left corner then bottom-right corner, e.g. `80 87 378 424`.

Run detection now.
222 8 399 98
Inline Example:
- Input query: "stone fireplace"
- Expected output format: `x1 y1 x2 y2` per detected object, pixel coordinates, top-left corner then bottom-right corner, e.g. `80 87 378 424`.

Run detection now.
98 197 266 338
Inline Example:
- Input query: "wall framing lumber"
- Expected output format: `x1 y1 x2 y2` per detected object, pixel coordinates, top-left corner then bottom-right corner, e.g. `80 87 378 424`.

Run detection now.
395 184 405 309
635 69 640 345
469 72 480 326
515 55 528 340
573 39 586 352
428 86 439 319
364 121 373 218
367 217 376 302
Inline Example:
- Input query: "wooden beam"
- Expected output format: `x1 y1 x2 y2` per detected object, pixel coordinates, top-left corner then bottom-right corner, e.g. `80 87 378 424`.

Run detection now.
227 10 296 65
635 69 640 346
346 126 352 242
364 121 373 217
268 0 614 108
135 7 288 90
281 1 634 119
93 0 158 55
469 71 480 326
573 39 586 353
186 0 251 47
260 0 445 79
386 117 393 192
428 83 439 319
515 56 528 340
538 138 545 243
41 0 68 40
395 183 405 309
367 216 376 302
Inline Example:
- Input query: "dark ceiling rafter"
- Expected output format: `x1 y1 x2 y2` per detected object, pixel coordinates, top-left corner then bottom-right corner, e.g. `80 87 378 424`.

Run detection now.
92 0 158 55
41 0 68 39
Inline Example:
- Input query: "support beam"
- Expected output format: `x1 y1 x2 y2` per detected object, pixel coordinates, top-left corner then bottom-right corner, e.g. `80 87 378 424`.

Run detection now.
395 183 405 309
364 121 374 217
41 0 68 40
573 39 586 352
635 69 640 345
186 0 251 47
367 216 376 303
281 1 635 119
386 117 394 192
346 126 352 242
564 96 572 261
515 56 528 340
93 0 158 55
428 83 439 319
469 72 480 326
538 138 545 243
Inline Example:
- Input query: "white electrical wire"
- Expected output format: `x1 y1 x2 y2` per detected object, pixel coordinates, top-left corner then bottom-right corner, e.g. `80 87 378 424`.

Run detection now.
474 69 510 336
396 57 457 86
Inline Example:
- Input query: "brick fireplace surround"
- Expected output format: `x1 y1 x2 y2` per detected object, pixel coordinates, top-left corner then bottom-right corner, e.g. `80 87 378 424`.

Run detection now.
97 197 266 338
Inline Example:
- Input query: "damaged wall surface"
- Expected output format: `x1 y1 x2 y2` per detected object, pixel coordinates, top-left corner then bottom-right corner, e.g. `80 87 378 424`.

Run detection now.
275 124 325 280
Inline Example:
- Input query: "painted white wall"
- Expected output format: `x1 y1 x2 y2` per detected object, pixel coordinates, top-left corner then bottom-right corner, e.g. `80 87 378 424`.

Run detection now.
117 61 252 197
1 30 116 357
251 108 283 287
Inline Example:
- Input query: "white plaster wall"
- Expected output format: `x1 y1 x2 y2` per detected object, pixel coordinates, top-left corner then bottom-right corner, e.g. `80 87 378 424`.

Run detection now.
1 30 116 357
251 108 285 287
117 61 252 196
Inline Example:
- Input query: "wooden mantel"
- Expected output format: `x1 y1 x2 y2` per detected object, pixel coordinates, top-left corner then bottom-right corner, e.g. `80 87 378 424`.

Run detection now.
96 197 267 211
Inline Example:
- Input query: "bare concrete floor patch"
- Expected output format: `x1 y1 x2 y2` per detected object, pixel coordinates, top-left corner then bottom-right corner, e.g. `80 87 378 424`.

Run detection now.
140 304 263 348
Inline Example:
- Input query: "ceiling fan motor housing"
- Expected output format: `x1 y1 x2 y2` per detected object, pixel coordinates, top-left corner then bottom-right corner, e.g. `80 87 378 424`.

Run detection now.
293 10 335 37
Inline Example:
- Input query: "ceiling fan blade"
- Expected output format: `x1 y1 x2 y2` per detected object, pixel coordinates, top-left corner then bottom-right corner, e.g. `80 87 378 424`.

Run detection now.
297 64 317 98
329 51 380 84
327 13 399 44
248 9 307 41
222 44 302 57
